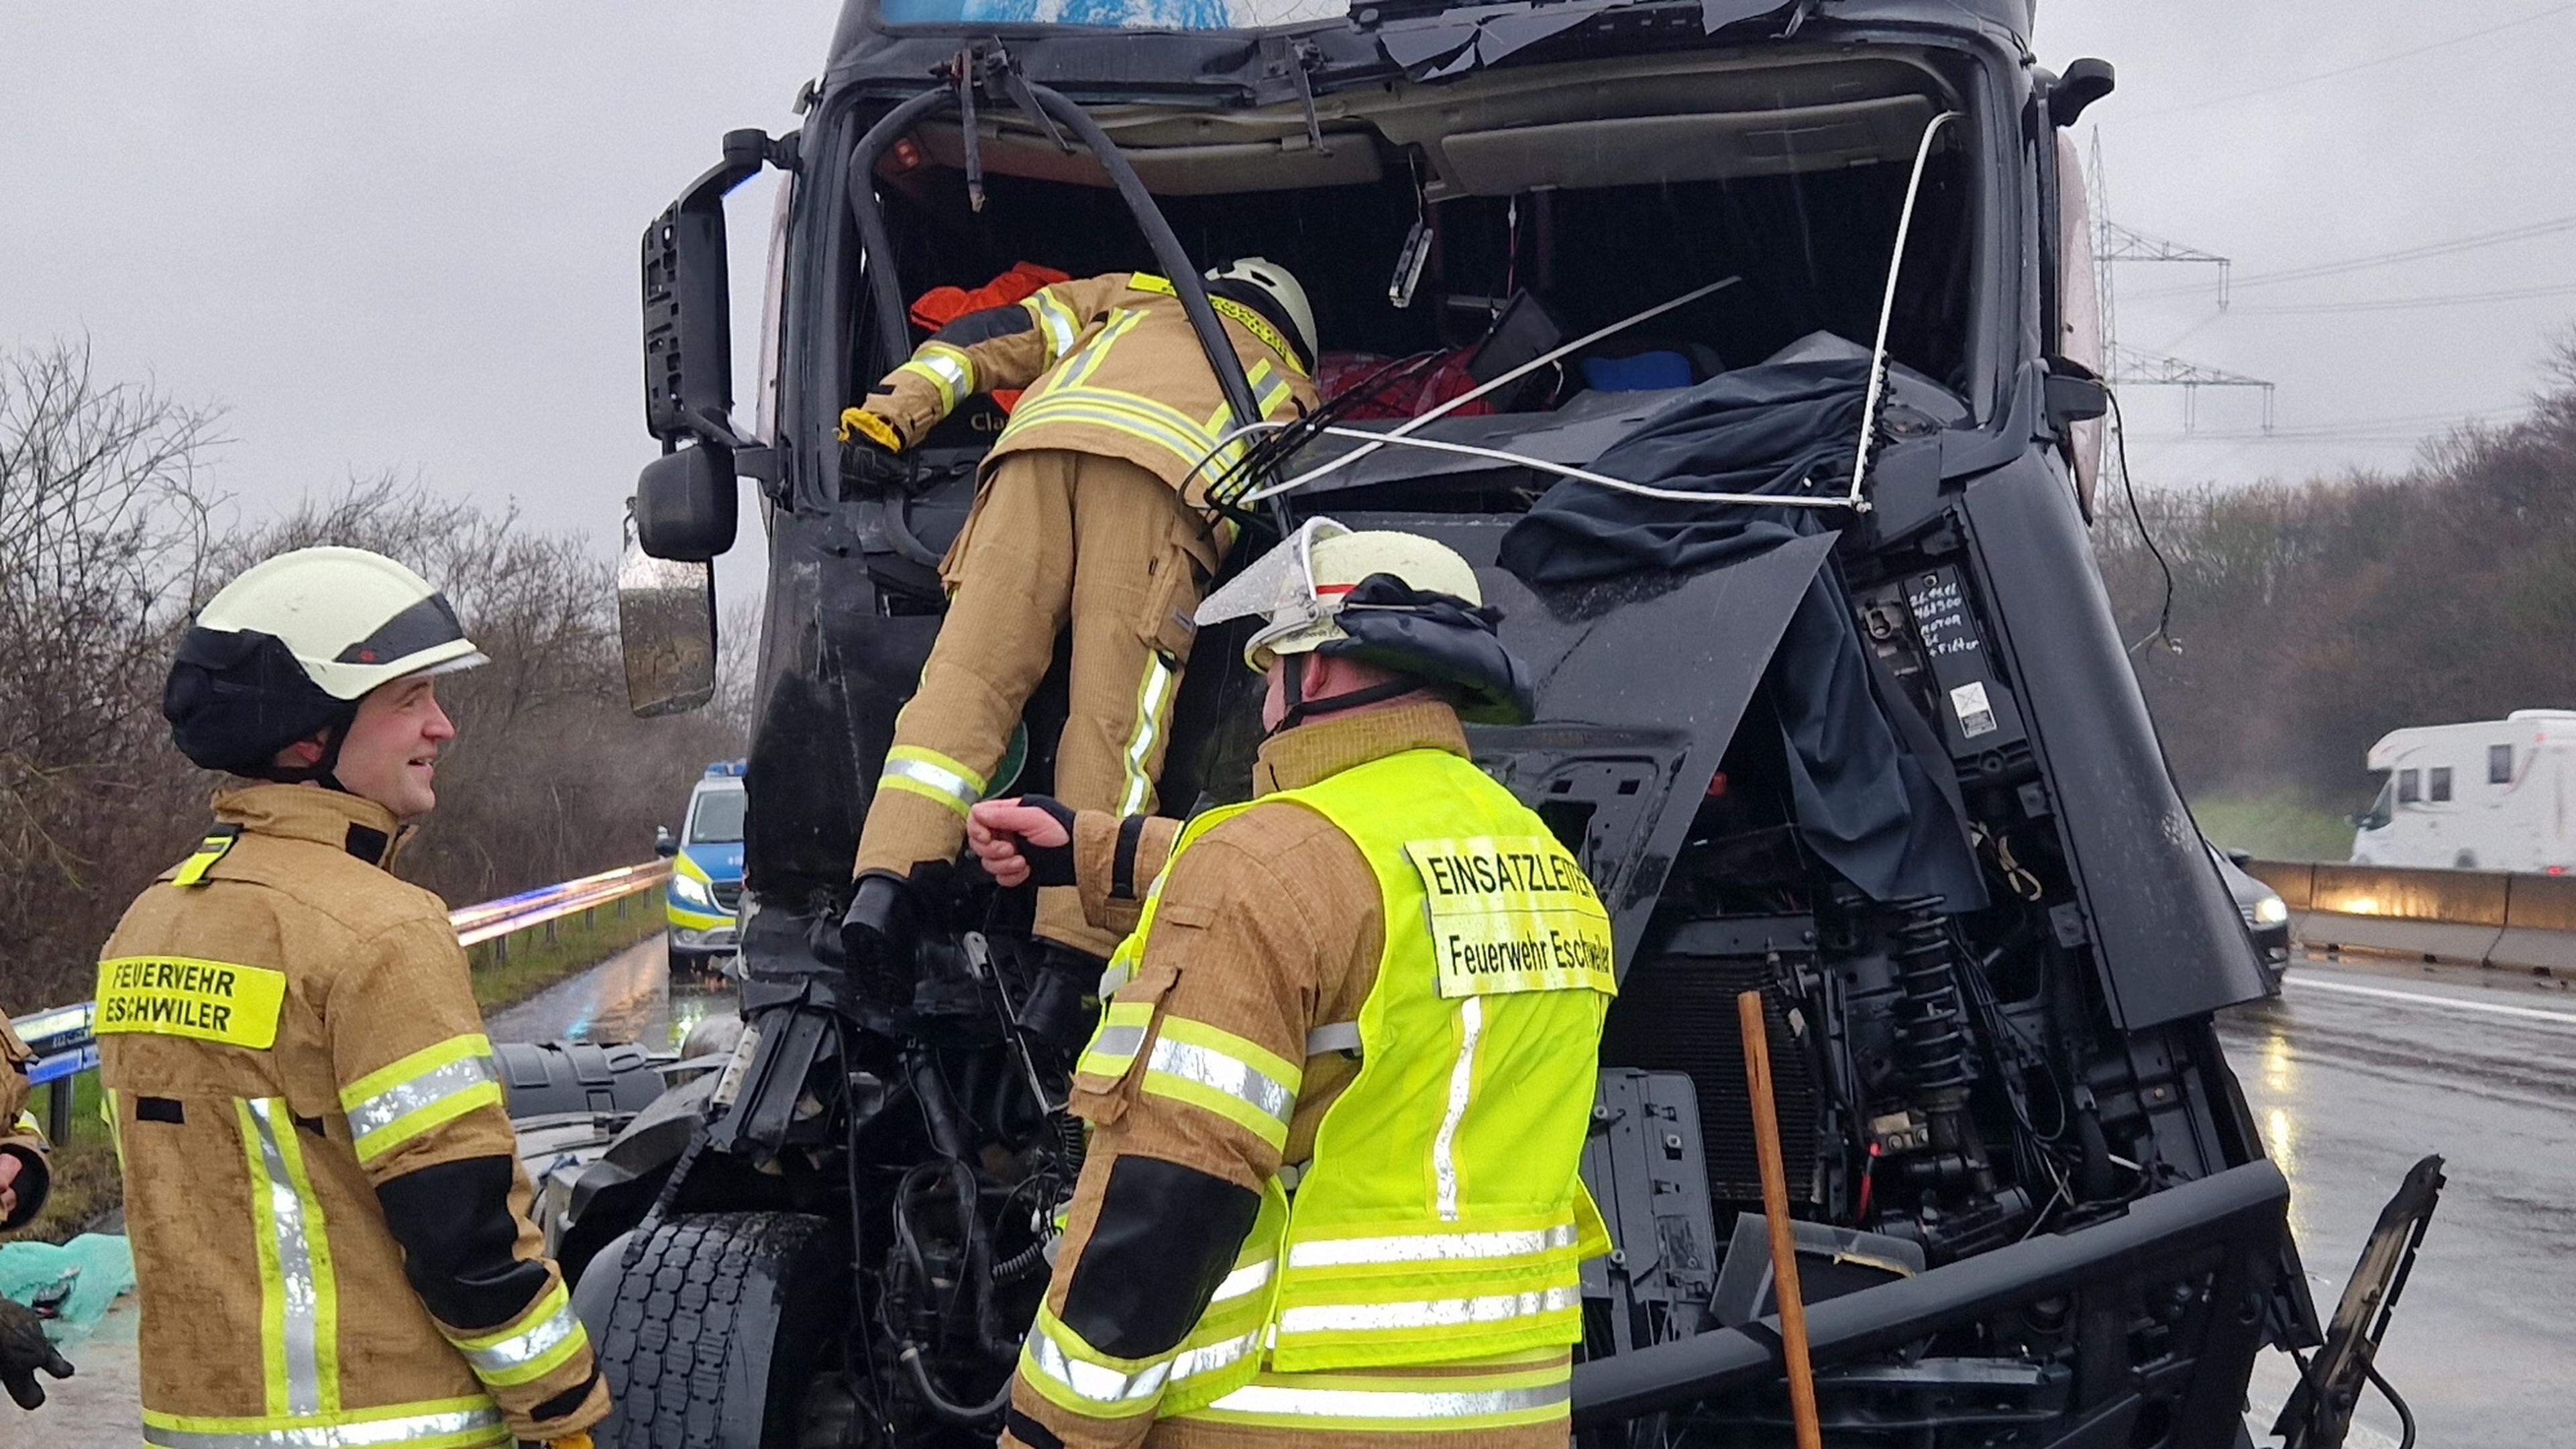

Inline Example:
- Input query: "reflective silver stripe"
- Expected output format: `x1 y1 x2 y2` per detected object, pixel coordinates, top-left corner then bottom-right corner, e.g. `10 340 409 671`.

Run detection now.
1118 655 1176 816
1203 1377 1570 1421
1034 292 1079 358
1085 1022 1148 1067
883 755 981 808
244 1099 326 1416
142 1404 508 1449
1166 1328 1262 1384
1276 1284 1583 1335
1026 1328 1171 1405
1287 1222 1582 1269
1210 1257 1275 1305
1147 1036 1295 1129
1432 996 1483 1221
919 347 971 394
455 1292 580 1379
1304 1021 1360 1057
345 1053 497 1150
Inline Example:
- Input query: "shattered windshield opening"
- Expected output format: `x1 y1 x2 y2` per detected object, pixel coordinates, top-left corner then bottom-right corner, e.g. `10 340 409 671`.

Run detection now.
874 0 1344 30
850 46 1980 494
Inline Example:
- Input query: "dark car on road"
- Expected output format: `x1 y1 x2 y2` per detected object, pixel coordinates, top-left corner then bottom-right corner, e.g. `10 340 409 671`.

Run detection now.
2213 844 2293 991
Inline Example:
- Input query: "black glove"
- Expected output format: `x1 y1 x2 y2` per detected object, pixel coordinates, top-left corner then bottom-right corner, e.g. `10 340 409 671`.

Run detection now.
0 1297 72 1410
841 434 912 494
1011 795 1079 889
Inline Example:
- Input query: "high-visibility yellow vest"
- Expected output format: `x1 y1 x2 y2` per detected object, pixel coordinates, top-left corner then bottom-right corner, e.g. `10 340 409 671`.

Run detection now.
1059 746 1616 1422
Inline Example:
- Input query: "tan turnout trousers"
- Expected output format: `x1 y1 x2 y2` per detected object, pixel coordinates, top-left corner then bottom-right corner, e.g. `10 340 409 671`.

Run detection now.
856 449 1218 957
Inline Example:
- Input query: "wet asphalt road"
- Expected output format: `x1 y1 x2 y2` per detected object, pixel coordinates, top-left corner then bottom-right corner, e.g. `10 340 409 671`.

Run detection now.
2225 953 2576 1448
483 934 736 1051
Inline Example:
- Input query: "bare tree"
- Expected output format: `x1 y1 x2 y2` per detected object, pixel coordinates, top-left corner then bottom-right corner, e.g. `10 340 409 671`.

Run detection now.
2098 334 2576 814
0 341 225 1005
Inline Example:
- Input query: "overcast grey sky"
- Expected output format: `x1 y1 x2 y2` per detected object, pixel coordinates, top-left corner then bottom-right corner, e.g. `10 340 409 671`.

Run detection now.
7 0 2573 572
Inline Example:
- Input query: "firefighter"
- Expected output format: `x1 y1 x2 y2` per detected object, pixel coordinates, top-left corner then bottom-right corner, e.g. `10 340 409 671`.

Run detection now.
837 260 1321 1004
964 522 1618 1449
99 546 606 1449
1 1012 73 1412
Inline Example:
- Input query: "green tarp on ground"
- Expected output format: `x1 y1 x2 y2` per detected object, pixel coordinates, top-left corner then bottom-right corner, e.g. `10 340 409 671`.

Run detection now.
0 1234 133 1342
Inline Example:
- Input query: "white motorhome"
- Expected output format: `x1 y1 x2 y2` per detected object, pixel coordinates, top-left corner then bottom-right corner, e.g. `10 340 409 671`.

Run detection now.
2350 710 2576 870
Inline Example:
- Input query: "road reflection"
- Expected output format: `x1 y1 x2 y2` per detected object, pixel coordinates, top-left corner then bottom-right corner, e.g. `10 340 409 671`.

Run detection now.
2221 959 2576 1446
485 936 737 1049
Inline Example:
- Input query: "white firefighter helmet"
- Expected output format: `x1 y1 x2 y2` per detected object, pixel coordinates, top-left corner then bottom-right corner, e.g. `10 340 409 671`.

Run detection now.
165 546 486 775
1205 257 1318 365
1195 519 1532 724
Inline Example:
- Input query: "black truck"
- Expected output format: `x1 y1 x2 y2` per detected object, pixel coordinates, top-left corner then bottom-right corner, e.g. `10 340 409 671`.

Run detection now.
573 2 2432 1445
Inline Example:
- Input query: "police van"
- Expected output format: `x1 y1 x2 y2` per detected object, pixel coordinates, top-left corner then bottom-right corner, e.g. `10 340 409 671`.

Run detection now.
657 760 746 965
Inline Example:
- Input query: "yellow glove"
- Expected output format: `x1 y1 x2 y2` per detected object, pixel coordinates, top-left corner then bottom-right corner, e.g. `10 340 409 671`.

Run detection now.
838 407 904 452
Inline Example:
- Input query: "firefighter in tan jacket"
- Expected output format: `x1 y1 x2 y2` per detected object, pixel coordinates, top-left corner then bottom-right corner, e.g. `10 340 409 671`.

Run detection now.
837 260 1320 1009
964 524 1615 1449
1 1012 74 1412
99 547 606 1449
1 1016 48 1231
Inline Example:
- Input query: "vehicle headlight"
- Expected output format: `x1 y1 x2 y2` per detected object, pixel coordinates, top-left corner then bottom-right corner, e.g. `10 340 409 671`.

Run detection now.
670 873 714 910
2253 894 2290 927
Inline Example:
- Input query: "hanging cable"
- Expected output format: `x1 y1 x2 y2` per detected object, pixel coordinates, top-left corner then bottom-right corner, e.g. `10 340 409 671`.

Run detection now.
2365 1358 2420 1449
2108 388 2180 655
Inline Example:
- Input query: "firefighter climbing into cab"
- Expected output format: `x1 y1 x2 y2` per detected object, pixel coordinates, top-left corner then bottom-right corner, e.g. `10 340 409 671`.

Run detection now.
837 259 1321 1007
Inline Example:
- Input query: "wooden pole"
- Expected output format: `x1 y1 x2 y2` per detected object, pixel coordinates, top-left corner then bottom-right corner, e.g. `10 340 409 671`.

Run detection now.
1738 989 1823 1449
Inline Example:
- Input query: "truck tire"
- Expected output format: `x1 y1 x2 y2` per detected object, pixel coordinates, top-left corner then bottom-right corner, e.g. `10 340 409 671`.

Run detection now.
589 1212 849 1449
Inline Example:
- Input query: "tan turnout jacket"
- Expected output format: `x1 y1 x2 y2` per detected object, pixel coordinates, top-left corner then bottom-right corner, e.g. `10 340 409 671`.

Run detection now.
1 1013 47 1230
843 270 1315 517
97 785 606 1449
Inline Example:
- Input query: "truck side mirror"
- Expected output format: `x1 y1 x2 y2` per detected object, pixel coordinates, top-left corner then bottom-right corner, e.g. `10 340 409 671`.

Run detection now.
637 443 739 561
655 826 680 857
616 502 718 718
2048 58 2115 128
2044 358 2108 428
639 128 774 560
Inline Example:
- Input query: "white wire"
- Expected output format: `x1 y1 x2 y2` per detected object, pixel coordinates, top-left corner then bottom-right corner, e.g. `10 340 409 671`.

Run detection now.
1849 110 1962 506
1208 420 1866 510
1245 276 1746 502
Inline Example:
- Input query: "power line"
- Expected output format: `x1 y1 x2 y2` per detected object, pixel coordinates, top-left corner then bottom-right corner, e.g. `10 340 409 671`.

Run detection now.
2129 211 2576 300
2128 3 2576 120
2224 280 2576 315
2130 404 2526 443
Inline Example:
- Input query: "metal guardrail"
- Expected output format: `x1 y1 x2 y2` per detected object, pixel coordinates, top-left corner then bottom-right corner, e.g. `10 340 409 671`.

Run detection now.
9 859 671 1141
2245 857 2576 973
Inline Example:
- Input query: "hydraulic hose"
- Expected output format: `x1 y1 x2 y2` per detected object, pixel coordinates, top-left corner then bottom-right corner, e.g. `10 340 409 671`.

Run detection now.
842 72 1281 515
900 1346 1016 1425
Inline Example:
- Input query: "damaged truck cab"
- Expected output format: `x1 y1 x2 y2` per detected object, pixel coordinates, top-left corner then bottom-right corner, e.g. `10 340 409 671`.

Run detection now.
584 2 2392 1446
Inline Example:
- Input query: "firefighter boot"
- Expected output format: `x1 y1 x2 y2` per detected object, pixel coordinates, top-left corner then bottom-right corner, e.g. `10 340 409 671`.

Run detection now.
840 871 921 1006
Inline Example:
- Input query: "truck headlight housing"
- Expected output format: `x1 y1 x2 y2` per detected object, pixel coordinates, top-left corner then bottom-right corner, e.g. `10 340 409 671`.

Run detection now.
671 873 715 910
2253 894 2290 927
